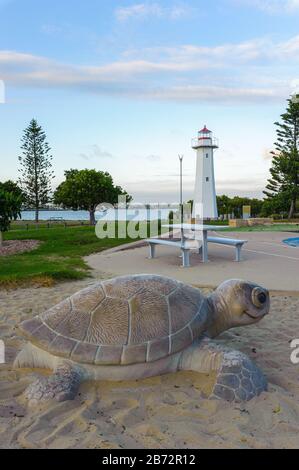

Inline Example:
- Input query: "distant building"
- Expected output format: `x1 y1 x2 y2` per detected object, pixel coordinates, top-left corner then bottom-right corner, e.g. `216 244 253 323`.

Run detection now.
192 126 218 220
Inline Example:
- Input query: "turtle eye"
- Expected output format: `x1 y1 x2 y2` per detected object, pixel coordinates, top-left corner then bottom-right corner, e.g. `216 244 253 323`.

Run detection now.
252 287 268 308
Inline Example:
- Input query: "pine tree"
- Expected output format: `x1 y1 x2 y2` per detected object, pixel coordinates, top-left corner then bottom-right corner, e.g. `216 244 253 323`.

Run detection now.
264 98 299 219
18 119 54 222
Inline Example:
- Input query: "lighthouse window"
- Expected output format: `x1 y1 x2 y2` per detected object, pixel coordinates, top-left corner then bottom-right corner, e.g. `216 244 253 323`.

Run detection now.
206 177 209 182
206 154 209 158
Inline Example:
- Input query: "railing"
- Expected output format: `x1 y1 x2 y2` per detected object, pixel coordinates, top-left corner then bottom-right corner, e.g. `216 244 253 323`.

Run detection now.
192 137 219 148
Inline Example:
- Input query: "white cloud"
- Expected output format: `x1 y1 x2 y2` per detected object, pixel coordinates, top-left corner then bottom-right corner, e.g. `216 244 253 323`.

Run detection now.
115 2 191 22
288 0 299 9
41 33 299 71
1 33 299 104
234 0 299 13
115 3 161 21
128 35 299 64
79 145 114 160
41 24 64 35
146 85 281 102
146 154 161 161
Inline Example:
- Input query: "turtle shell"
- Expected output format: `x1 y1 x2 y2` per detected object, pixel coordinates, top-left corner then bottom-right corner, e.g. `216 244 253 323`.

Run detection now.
19 275 209 365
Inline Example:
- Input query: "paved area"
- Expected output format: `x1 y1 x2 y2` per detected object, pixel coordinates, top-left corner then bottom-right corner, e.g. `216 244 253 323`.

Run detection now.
86 231 299 292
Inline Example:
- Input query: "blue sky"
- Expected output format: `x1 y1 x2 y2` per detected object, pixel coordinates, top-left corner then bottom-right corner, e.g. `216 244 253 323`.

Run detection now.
1 0 299 202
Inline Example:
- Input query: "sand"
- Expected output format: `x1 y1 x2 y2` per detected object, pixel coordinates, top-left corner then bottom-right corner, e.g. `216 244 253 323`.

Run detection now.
1 273 299 449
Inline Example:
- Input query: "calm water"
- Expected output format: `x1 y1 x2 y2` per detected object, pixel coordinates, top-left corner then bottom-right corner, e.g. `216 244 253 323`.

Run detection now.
283 237 299 247
20 208 173 222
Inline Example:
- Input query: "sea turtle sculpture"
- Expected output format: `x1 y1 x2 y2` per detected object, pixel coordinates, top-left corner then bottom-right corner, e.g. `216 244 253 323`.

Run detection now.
14 275 270 404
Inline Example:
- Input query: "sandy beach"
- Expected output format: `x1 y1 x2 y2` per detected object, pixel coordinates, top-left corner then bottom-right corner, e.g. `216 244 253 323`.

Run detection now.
1 263 299 449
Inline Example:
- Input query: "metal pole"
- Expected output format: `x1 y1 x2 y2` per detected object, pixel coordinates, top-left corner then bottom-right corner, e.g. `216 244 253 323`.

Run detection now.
178 155 185 251
178 155 184 224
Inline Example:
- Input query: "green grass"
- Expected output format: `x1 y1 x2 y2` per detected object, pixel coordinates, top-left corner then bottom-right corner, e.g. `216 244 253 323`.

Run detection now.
0 223 153 286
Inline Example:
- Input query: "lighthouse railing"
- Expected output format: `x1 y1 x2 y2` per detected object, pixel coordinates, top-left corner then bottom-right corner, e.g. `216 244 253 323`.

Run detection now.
191 137 219 148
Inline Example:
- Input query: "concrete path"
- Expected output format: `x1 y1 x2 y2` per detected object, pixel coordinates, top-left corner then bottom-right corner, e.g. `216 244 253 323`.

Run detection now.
86 231 299 292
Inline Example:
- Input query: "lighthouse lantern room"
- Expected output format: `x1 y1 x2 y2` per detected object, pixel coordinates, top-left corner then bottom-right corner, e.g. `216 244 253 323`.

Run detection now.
191 126 218 221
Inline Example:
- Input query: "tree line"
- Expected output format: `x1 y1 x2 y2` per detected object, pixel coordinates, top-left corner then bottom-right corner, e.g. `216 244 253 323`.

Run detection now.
216 195 264 219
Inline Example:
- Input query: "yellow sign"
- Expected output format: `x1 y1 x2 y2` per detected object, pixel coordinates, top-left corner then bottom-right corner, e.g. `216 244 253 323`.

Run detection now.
243 205 251 220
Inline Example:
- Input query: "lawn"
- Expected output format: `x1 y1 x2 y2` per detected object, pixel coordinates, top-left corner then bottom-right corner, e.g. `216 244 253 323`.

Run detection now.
0 223 153 287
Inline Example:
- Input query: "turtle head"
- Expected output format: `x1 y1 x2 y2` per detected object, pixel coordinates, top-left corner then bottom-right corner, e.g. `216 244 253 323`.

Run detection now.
207 279 270 338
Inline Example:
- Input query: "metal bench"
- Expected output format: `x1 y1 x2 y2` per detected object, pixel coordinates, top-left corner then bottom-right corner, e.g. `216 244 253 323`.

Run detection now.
207 236 247 262
147 239 191 267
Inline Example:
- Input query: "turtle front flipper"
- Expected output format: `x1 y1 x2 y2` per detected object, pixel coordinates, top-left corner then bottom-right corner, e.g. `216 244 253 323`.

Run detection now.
180 339 267 402
25 362 84 405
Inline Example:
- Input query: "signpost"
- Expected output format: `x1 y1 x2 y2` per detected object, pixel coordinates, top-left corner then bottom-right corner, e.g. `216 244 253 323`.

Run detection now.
243 205 251 220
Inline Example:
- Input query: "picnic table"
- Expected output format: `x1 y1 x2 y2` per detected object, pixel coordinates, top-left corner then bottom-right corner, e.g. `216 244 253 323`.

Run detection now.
147 224 247 266
162 224 230 263
49 217 65 221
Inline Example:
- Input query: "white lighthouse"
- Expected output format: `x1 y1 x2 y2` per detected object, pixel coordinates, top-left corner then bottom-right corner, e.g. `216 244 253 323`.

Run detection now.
192 126 218 221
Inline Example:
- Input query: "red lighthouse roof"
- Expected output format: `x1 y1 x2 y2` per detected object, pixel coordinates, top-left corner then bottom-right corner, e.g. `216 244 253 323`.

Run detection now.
199 125 211 133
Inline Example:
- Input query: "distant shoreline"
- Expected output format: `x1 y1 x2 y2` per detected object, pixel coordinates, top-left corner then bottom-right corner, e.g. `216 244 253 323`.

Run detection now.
19 208 172 221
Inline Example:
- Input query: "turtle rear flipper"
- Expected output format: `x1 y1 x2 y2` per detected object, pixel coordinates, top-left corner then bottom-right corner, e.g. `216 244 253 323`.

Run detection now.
180 339 267 402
